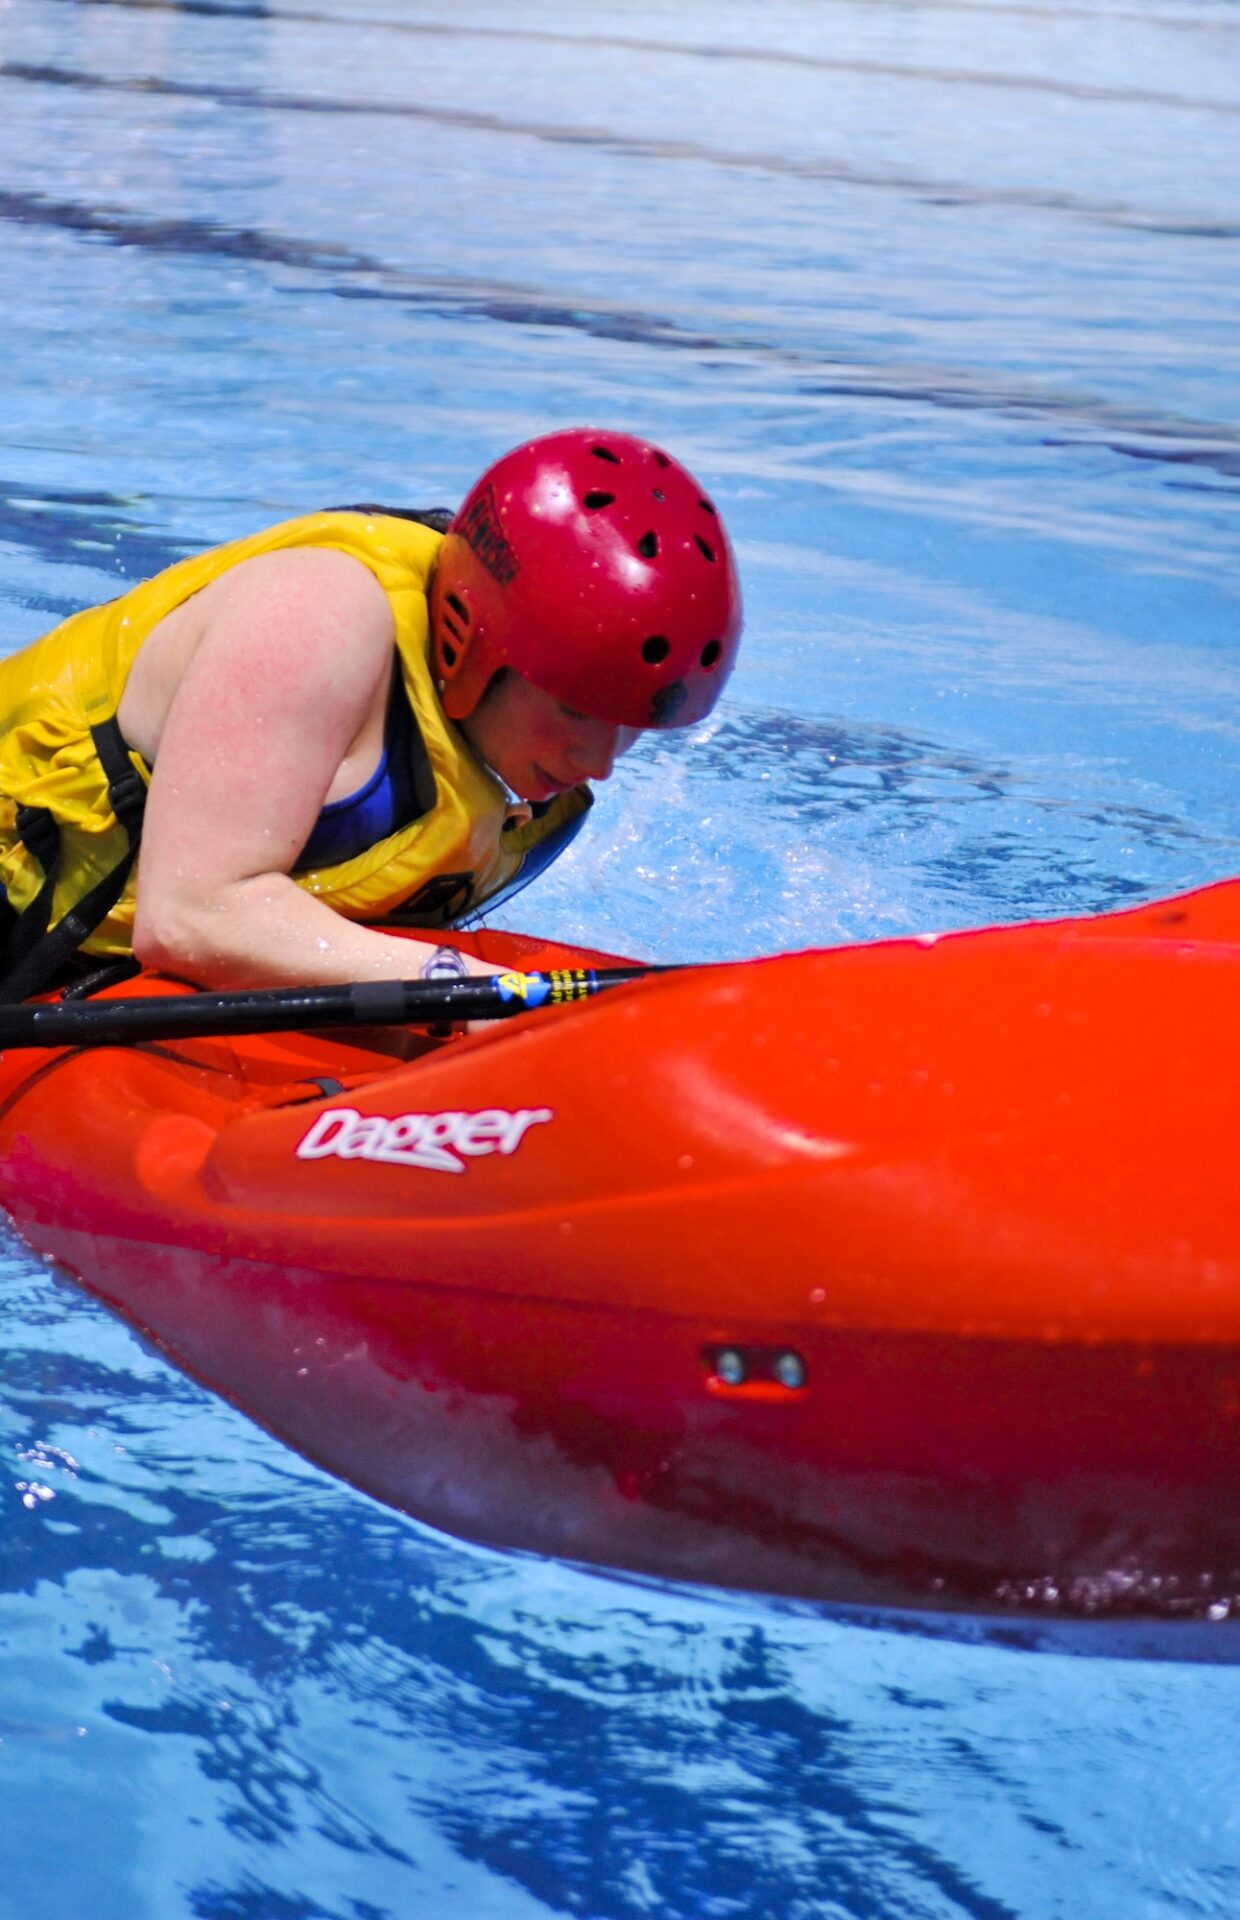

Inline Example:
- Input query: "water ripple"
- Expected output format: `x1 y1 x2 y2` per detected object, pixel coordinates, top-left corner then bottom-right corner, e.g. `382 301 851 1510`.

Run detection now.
3 61 1238 242
41 0 1240 46
0 184 1237 498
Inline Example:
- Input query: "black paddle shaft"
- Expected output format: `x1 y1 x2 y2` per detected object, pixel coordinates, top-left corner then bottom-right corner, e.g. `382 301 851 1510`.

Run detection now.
0 967 653 1052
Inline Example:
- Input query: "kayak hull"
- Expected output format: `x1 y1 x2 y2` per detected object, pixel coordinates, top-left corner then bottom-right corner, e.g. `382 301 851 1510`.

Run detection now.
2 891 1239 1628
27 1217 1240 1620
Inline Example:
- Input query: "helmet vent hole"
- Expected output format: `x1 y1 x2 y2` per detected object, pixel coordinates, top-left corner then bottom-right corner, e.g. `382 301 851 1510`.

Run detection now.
441 639 458 668
700 640 722 669
583 490 615 511
592 445 621 464
699 497 717 516
636 530 659 558
642 635 671 665
652 488 665 502
445 592 471 626
696 535 716 562
653 451 671 468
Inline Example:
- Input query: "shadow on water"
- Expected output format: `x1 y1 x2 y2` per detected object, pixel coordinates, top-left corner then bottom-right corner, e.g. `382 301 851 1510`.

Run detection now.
0 177 729 360
0 482 192 602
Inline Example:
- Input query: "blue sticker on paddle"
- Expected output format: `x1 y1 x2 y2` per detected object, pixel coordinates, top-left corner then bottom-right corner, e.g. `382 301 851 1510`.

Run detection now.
494 971 552 1008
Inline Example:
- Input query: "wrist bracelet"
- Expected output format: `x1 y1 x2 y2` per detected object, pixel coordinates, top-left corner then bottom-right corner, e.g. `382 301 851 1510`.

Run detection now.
421 945 471 982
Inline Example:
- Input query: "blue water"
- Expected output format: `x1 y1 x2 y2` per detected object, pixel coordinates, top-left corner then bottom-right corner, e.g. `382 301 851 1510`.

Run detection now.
2 0 1239 1912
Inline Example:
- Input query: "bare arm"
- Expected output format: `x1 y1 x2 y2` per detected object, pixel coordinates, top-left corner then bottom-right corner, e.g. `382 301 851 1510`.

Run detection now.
128 548 497 989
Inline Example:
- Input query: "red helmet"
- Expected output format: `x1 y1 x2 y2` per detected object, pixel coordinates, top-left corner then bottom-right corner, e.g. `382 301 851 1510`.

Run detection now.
429 428 742 729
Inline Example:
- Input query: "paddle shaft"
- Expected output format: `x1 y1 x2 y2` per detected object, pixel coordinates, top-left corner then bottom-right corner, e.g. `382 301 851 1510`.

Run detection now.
0 967 652 1051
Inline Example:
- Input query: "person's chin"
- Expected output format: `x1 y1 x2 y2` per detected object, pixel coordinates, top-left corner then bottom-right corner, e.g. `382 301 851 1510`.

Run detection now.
526 766 569 802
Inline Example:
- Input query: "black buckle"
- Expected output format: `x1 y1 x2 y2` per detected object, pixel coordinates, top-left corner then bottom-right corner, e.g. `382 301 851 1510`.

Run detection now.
14 804 60 871
107 767 147 829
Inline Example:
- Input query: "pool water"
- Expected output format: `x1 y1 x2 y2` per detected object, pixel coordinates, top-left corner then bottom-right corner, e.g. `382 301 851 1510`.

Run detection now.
1 1 1239 1914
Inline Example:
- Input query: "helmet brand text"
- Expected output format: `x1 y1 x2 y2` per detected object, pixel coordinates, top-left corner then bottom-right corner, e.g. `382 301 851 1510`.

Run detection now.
459 484 519 585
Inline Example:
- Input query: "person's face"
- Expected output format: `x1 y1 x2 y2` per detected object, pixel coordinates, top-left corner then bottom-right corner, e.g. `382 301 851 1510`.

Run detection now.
459 670 641 803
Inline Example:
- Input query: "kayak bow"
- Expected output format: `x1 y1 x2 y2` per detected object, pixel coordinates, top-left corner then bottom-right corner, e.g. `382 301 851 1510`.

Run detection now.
1 887 1238 1630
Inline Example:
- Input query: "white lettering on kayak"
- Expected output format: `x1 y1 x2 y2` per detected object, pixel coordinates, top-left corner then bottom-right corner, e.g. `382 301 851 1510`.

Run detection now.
295 1105 554 1175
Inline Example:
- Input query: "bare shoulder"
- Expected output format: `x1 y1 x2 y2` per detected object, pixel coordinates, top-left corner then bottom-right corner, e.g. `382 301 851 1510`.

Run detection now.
125 544 396 760
194 545 397 699
204 545 394 638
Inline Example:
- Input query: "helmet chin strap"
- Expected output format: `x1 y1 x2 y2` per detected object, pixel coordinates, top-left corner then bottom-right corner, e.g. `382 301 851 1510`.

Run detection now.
489 763 524 806
449 680 523 806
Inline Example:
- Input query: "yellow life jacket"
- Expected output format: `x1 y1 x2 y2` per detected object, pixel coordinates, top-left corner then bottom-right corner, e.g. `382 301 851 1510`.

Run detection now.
0 510 589 989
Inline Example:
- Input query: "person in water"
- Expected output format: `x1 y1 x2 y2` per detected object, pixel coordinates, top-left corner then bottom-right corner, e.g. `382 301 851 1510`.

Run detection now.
0 429 743 1001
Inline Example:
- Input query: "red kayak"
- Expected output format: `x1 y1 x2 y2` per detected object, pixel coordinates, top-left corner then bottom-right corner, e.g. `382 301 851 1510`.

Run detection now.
1 881 1238 1631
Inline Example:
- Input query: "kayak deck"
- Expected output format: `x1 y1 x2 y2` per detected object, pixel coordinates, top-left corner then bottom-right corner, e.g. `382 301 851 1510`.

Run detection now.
1 889 1238 1629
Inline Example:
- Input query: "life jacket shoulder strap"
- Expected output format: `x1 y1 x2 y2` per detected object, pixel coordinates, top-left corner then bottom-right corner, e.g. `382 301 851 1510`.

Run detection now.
0 717 148 1003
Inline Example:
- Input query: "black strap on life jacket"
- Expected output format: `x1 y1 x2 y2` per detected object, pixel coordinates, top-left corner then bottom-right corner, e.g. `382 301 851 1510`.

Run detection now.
0 717 148 1004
